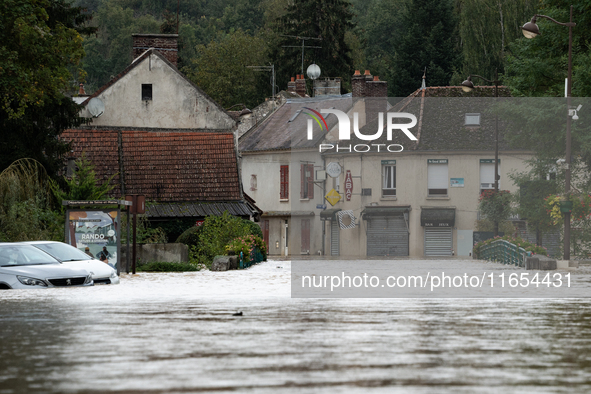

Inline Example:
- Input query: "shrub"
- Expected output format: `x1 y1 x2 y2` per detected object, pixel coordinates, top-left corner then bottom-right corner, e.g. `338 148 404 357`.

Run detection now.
176 225 202 247
225 234 267 262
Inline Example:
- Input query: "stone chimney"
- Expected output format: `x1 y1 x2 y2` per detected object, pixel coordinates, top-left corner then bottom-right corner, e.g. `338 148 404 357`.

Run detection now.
287 77 296 94
132 34 178 67
295 74 306 97
313 77 341 96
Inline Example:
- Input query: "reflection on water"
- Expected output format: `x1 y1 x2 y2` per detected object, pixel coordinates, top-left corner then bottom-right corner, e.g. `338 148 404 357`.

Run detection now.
2 261 591 393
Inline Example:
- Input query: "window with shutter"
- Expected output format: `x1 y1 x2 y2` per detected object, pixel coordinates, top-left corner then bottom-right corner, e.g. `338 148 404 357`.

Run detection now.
300 163 315 199
382 164 396 196
427 161 448 195
280 165 289 200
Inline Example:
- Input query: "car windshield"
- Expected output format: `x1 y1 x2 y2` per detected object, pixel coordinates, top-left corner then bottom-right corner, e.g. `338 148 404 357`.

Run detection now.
32 243 93 262
0 245 60 266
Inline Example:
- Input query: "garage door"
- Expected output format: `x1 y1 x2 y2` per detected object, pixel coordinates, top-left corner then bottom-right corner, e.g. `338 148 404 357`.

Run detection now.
367 215 408 256
331 219 339 256
424 228 453 256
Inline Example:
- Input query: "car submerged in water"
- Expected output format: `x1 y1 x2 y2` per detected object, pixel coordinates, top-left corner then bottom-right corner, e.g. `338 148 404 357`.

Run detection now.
0 243 93 289
23 241 119 285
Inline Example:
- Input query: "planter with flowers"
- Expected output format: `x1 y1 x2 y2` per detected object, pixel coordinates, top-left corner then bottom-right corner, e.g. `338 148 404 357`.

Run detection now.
544 193 591 225
225 234 267 268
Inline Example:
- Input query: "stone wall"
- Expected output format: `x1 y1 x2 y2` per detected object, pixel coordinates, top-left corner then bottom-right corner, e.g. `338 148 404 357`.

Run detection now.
121 243 189 270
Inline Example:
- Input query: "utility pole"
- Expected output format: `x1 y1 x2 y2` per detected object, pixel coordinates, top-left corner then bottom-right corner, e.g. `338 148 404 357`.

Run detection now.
281 35 322 76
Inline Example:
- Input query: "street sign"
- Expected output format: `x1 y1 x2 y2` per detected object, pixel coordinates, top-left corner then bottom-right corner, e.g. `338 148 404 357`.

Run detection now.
344 170 353 201
325 189 341 206
326 162 342 178
316 204 327 210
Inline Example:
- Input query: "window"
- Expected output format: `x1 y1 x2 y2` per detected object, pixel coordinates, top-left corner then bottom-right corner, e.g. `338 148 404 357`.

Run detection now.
465 113 480 126
427 159 448 195
300 164 314 199
479 159 500 194
382 160 396 196
280 165 289 200
250 174 257 191
142 84 152 100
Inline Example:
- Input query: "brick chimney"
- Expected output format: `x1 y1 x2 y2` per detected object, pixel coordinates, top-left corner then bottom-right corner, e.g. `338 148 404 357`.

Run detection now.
352 70 365 97
287 77 296 94
365 75 388 124
295 74 306 97
132 34 178 67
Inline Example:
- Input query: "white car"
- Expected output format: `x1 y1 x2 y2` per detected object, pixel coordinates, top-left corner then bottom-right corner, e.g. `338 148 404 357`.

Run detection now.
24 241 120 285
0 243 93 289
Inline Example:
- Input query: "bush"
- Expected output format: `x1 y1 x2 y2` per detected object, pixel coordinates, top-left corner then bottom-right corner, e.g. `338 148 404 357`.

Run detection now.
225 234 267 262
136 261 201 272
242 218 263 238
176 225 202 247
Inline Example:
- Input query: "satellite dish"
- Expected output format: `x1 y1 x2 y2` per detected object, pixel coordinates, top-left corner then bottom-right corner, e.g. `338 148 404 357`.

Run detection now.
87 98 105 118
307 63 321 80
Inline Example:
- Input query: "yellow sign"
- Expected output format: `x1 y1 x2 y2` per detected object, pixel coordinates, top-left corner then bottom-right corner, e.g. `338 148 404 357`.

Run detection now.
325 189 342 206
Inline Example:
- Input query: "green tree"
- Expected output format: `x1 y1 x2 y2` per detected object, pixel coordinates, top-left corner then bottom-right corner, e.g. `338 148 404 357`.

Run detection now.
272 0 356 92
0 0 94 175
0 159 62 241
455 0 537 84
80 0 160 92
387 0 461 97
52 154 117 206
185 29 269 108
503 0 591 97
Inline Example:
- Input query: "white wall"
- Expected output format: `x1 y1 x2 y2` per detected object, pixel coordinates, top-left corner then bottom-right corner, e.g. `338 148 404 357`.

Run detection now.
82 53 236 130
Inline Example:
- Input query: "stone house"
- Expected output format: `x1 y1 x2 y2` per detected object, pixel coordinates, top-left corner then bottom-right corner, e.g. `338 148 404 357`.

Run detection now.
64 34 260 235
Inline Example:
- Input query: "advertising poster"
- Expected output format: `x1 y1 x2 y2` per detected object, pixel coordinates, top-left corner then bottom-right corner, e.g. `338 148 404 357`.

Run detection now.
65 209 120 271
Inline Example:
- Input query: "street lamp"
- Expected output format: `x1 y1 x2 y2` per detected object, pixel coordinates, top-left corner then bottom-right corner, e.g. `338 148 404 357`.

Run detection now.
461 70 501 236
522 6 576 260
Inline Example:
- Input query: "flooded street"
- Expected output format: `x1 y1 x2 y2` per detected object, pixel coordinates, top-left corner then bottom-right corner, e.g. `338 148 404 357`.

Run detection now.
2 260 591 393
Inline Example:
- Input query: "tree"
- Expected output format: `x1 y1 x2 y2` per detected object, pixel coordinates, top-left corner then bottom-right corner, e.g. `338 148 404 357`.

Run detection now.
272 0 356 92
0 0 94 176
456 0 537 84
185 29 269 108
503 0 591 97
386 0 461 97
80 0 160 92
0 159 62 241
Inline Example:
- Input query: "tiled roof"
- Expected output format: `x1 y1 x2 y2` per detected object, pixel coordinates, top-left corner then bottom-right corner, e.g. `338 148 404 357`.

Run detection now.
146 201 253 218
239 95 353 152
354 86 524 151
61 129 242 203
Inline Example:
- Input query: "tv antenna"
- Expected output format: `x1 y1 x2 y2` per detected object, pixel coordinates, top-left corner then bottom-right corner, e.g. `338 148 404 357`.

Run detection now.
281 35 322 76
247 64 276 102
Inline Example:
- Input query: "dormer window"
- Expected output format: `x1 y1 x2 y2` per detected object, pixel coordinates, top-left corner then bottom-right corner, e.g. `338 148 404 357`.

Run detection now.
142 84 152 101
465 113 480 126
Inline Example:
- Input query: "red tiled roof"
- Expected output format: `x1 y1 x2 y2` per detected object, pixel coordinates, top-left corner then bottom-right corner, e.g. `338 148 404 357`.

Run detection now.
61 129 241 202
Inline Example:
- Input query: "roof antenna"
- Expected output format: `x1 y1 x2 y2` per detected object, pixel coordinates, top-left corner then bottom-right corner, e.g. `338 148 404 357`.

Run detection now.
421 67 426 90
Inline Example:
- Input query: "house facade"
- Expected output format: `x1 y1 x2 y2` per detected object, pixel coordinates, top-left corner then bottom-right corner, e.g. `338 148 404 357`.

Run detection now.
240 71 536 258
65 35 260 231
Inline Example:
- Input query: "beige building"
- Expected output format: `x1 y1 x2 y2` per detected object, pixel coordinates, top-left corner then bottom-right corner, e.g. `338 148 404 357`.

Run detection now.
240 69 538 258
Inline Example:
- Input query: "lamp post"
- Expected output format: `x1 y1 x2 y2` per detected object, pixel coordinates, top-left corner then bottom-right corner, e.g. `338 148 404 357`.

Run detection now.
461 70 501 236
522 6 576 260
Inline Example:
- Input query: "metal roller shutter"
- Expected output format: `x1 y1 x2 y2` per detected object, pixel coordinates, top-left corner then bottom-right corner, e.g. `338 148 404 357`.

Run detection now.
331 220 339 256
424 228 453 256
367 215 409 256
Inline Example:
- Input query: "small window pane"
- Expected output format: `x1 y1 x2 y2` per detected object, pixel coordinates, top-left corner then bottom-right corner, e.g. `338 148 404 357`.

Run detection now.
142 84 152 100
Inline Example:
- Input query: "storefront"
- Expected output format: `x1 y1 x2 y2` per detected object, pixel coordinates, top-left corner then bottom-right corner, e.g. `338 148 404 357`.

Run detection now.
421 208 456 256
362 206 410 257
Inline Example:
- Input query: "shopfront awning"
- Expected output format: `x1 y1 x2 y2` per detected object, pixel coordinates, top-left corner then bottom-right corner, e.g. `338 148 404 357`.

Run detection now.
320 208 341 220
420 208 455 227
361 206 411 218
